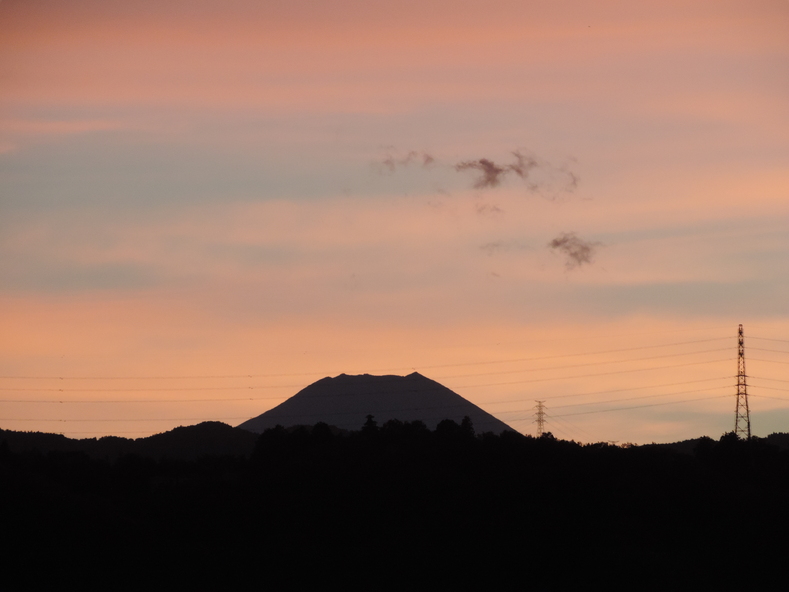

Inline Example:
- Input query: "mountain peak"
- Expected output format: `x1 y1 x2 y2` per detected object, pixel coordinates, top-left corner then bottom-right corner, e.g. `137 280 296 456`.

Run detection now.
237 372 513 434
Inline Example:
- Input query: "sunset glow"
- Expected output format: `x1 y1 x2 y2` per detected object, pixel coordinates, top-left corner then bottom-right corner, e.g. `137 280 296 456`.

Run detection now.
2 0 788 442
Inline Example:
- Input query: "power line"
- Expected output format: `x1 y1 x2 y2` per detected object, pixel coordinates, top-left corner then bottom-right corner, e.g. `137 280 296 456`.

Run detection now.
414 337 732 369
747 385 789 393
0 358 735 395
439 347 731 379
492 376 731 403
749 376 789 383
0 385 299 393
0 377 734 406
10 386 785 433
53 431 168 435
749 347 789 355
0 336 732 380
0 417 252 423
0 395 289 403
0 400 519 424
750 393 789 402
547 385 730 410
750 336 789 344
494 385 731 418
506 393 731 422
748 358 789 366
542 420 573 440
457 357 734 388
0 372 326 381
549 394 731 418
545 412 596 441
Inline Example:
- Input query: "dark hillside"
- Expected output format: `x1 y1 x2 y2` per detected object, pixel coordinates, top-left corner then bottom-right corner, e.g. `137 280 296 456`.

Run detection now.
0 421 258 461
2 422 789 590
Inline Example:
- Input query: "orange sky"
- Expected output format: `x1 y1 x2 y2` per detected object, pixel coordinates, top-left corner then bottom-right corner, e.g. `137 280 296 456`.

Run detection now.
1 0 788 442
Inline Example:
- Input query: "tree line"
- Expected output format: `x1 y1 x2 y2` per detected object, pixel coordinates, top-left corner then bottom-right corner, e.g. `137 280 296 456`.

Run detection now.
2 417 788 590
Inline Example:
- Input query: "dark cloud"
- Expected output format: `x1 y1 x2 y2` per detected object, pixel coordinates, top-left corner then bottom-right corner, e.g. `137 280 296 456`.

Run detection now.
562 168 579 192
455 150 538 189
455 158 507 188
509 151 540 179
378 150 435 173
455 150 578 196
475 202 503 216
377 147 579 196
548 232 600 269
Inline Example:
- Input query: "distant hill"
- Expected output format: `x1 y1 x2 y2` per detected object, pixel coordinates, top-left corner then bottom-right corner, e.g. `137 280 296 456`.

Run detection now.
645 432 789 455
0 421 258 461
237 372 515 434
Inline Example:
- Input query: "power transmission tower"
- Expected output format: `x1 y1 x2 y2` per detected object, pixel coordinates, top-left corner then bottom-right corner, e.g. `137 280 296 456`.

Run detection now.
535 400 546 437
734 324 751 440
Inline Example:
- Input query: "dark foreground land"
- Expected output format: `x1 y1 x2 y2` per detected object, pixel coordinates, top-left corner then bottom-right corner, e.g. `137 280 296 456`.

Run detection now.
2 420 789 590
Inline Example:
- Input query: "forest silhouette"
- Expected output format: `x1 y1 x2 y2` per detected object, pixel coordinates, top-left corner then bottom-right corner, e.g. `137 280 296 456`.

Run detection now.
2 419 788 590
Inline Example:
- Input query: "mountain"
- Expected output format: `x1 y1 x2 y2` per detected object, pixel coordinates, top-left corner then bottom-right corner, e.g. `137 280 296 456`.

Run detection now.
237 372 514 434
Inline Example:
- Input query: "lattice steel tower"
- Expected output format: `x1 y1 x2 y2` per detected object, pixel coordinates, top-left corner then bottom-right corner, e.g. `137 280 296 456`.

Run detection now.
734 324 751 440
535 400 546 437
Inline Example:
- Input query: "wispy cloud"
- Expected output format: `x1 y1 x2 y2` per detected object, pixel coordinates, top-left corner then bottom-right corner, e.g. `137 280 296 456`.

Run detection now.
480 241 509 256
479 240 529 256
475 202 504 216
377 149 436 173
455 150 539 189
377 148 578 195
548 232 600 269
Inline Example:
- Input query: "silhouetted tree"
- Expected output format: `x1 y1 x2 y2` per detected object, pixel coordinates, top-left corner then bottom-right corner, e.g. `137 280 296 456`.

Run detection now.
311 422 334 443
362 414 378 434
461 416 475 438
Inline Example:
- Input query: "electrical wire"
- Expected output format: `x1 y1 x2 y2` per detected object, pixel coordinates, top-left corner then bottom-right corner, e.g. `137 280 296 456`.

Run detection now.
748 358 789 366
749 347 789 355
490 385 731 418
750 393 789 402
749 376 789 383
546 385 730 410
0 376 735 407
0 400 519 424
0 357 735 395
0 395 289 403
479 376 731 406
0 416 252 423
52 431 164 435
438 347 731 379
747 385 789 393
548 394 731 418
507 393 731 422
750 336 789 344
0 395 290 403
546 412 596 441
0 336 732 380
457 357 734 388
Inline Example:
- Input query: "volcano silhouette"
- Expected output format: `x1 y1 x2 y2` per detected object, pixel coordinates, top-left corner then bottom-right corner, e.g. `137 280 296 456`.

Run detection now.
237 372 514 434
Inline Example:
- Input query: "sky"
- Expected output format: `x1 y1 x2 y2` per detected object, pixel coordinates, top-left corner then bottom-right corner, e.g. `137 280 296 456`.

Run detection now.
1 0 788 443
